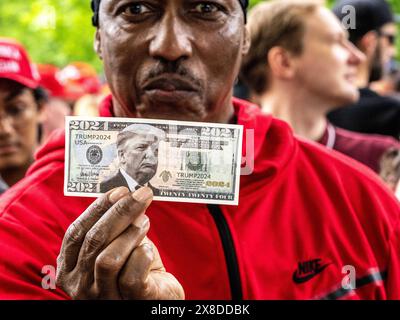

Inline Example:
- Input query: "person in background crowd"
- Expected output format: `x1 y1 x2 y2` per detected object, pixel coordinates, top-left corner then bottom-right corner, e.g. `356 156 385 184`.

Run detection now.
59 61 106 117
36 64 71 145
240 0 400 174
73 94 101 117
58 61 102 106
328 0 400 140
380 147 400 192
0 38 45 193
0 0 399 300
370 67 400 102
37 62 105 142
73 85 110 117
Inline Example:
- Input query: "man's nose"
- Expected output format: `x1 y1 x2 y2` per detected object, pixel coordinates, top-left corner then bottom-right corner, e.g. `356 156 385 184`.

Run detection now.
144 147 157 160
346 40 366 66
0 116 15 138
149 14 193 62
388 45 397 60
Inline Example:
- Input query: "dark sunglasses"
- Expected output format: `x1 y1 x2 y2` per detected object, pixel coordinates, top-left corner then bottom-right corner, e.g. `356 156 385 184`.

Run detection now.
379 32 396 45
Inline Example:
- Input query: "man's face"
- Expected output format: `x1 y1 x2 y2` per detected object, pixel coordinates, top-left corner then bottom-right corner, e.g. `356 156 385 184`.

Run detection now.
96 0 248 123
380 23 397 66
369 23 397 82
0 79 40 172
291 8 363 109
377 22 397 77
119 133 160 185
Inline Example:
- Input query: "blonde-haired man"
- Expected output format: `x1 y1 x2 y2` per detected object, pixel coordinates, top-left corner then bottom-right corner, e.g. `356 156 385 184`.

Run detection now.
240 0 400 174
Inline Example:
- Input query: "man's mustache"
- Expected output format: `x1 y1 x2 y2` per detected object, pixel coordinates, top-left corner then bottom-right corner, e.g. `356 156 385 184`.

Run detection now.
146 61 203 90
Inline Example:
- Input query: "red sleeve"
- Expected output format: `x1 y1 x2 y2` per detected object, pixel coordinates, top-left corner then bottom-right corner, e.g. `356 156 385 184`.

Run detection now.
0 217 69 300
385 218 400 299
0 161 92 299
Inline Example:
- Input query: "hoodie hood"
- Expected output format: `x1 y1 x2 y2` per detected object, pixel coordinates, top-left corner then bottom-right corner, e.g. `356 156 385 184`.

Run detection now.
27 129 66 177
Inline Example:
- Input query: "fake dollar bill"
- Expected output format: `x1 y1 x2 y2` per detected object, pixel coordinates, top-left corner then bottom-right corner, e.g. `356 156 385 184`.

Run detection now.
64 116 243 205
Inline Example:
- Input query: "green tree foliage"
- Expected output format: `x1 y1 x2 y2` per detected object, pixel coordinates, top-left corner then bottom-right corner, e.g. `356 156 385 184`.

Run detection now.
389 0 400 13
0 0 100 70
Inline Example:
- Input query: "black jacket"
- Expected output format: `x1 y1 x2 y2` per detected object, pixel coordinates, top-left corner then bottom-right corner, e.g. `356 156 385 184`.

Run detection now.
100 170 159 195
328 88 400 140
100 170 129 193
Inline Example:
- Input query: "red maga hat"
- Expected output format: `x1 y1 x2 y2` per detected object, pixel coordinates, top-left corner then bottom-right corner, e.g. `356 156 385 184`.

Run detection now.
58 62 101 101
37 64 65 98
0 37 40 89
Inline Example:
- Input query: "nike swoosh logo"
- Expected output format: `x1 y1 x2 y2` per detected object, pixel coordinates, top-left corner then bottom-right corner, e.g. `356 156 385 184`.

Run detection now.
292 263 331 284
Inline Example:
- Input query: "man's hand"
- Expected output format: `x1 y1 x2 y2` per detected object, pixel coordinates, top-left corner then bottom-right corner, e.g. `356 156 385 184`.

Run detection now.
56 186 185 300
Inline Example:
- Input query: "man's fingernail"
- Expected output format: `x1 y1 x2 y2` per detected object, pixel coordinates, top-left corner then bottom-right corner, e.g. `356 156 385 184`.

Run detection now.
133 214 149 229
109 187 129 203
132 187 153 202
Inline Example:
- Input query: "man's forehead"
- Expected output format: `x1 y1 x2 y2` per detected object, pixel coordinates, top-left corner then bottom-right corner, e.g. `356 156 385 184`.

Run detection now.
0 79 28 101
306 7 347 39
0 78 24 91
381 22 397 34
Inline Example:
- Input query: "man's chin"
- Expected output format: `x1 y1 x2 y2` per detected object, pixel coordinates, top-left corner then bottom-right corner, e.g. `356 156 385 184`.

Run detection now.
137 169 156 185
136 92 207 121
0 153 28 167
145 89 199 103
344 92 359 104
330 90 359 108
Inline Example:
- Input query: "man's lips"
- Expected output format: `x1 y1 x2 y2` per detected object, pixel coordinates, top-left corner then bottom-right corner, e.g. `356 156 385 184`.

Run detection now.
0 142 19 155
143 76 198 93
141 163 156 170
344 73 357 83
138 74 204 115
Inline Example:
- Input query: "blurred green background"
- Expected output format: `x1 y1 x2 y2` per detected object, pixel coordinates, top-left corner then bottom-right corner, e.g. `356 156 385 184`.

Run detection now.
0 0 399 71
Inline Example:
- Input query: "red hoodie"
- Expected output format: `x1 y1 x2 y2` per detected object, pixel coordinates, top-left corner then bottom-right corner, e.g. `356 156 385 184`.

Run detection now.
0 97 399 300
